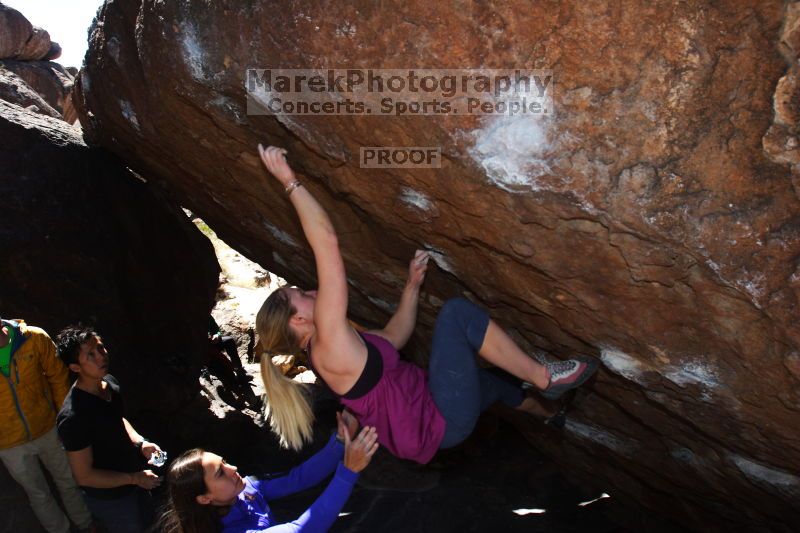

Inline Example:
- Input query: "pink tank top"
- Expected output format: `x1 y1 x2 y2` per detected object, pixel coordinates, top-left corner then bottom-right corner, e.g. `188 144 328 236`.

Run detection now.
310 332 446 464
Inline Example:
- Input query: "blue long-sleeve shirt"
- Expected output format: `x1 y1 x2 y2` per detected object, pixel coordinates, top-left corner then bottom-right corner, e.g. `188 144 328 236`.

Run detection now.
221 434 358 532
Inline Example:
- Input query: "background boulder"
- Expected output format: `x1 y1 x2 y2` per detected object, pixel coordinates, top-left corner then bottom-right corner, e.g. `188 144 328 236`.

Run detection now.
0 99 219 420
0 59 77 122
0 3 61 61
0 98 225 532
0 3 76 123
0 67 61 119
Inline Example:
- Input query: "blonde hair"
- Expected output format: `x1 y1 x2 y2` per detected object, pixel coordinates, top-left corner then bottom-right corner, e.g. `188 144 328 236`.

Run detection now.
256 288 315 451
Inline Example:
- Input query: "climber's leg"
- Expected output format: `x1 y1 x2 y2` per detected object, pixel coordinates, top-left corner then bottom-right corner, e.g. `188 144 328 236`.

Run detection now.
428 298 528 448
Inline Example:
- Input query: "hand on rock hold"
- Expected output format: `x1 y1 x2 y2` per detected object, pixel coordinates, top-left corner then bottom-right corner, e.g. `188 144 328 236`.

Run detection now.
257 144 295 186
407 249 429 289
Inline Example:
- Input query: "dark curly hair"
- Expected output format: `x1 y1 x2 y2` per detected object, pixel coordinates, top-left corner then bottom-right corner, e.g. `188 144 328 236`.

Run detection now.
55 325 98 366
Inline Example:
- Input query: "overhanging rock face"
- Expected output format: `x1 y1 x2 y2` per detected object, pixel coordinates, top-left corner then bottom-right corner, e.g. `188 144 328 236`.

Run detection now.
77 1 800 530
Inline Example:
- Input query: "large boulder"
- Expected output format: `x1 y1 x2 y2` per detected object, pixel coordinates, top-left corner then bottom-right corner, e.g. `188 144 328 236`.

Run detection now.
0 3 61 61
76 1 800 531
0 100 219 418
0 4 77 123
0 2 34 59
0 102 225 532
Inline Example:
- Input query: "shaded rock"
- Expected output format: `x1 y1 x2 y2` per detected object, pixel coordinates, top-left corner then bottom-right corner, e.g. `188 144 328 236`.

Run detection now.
1 59 77 123
0 98 221 530
76 1 800 531
0 99 219 421
43 41 61 62
196 215 277 364
294 412 632 533
0 67 61 119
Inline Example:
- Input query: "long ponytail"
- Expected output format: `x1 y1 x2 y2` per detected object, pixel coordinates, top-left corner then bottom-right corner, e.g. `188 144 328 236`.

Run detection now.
256 288 315 451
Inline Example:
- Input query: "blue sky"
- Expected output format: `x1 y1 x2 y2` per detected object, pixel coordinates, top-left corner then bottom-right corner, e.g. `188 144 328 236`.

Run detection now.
4 0 105 68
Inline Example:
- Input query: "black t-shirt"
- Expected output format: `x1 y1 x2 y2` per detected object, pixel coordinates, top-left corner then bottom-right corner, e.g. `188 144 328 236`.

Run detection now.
57 375 144 499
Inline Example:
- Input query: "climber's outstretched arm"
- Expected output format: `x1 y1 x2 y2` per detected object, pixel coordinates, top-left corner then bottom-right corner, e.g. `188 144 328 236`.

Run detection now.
369 250 429 349
258 145 348 337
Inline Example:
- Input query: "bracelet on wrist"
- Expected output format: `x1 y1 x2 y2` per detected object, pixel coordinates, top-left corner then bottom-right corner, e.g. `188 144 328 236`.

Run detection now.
285 179 303 195
134 438 146 451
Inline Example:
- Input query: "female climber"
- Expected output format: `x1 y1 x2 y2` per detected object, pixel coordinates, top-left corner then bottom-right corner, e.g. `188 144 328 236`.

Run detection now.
159 411 376 533
255 144 598 463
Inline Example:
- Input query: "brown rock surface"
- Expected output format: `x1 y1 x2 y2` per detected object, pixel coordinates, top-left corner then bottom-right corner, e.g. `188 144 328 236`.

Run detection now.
76 1 800 531
0 60 77 122
0 2 31 59
15 26 51 62
0 4 76 123
0 3 60 61
0 67 62 118
764 3 800 167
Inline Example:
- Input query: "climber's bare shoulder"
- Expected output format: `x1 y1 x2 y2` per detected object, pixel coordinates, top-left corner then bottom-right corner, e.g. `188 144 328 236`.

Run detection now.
312 327 368 394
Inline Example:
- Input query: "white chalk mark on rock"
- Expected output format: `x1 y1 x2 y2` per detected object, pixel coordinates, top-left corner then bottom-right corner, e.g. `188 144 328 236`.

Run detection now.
400 187 433 211
107 37 121 64
367 295 394 312
262 221 297 247
470 114 551 192
664 361 719 389
334 21 357 38
118 100 140 131
210 95 245 123
735 271 766 309
704 259 766 310
468 81 553 193
731 454 800 489
600 347 647 384
565 419 637 455
181 23 206 81
423 245 456 274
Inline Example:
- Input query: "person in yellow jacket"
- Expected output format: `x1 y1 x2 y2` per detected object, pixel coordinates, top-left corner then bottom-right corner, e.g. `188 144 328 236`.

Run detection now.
0 318 93 533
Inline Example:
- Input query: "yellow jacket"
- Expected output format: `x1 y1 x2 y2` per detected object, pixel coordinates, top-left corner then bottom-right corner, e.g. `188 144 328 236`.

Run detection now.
0 320 70 450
